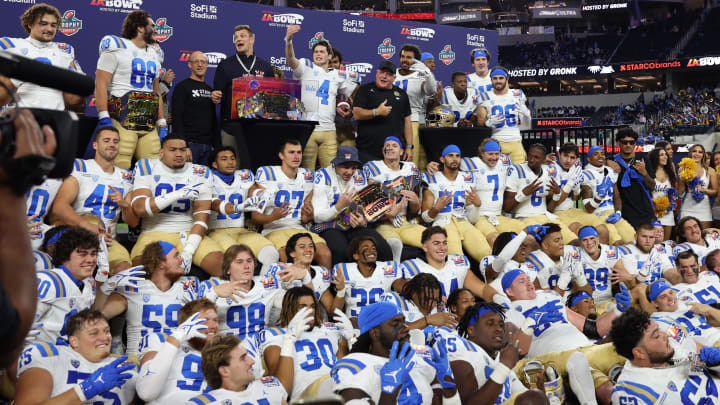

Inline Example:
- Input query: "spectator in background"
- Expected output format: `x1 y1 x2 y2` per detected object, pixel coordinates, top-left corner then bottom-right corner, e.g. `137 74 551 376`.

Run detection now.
171 51 219 165
329 47 343 70
679 144 717 228
648 147 677 241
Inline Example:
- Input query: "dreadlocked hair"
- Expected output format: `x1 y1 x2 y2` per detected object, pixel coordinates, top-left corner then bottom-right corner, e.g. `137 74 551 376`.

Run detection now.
400 273 442 312
457 302 506 339
278 286 323 328
350 331 373 354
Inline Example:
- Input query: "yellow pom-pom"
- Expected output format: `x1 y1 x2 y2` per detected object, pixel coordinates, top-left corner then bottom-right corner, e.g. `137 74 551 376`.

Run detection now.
679 158 697 182
654 196 670 217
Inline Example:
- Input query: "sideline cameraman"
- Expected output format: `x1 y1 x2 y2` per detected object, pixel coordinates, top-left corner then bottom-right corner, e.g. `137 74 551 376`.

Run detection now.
0 106 56 367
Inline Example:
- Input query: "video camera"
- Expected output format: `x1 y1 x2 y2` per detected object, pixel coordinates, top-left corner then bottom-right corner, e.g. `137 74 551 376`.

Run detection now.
0 51 95 193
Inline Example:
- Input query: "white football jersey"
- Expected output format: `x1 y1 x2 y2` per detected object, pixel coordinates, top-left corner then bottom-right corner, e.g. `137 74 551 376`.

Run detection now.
619 244 675 284
258 324 342 399
34 250 53 271
481 256 536 301
380 291 429 324
423 171 477 224
0 37 80 109
439 86 482 127
198 277 285 338
549 162 582 211
582 164 619 214
294 58 356 131
652 302 720 347
480 89 526 142
395 70 430 122
35 267 96 345
506 162 556 218
580 244 625 303
401 255 470 298
26 178 63 249
312 167 367 223
467 72 492 93
462 156 511 215
335 261 398 317
132 159 213 233
363 160 419 218
331 349 437 403
115 276 198 355
17 344 137 404
263 263 332 302
71 159 133 236
441 331 526 404
525 246 585 291
675 272 720 305
209 169 254 229
674 235 720 265
612 360 720 405
254 166 314 234
185 380 287 405
138 333 207 405
97 35 162 97
505 291 592 357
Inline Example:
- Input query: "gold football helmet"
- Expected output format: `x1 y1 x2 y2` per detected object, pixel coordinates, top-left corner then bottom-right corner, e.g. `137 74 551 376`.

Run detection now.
426 105 455 128
520 360 565 405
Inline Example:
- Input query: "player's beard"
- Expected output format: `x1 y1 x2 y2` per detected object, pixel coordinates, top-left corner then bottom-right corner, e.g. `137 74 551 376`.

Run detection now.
144 29 157 45
647 348 674 365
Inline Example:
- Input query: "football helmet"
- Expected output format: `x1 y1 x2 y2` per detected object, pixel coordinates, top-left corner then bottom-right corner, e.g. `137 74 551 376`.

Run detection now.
520 360 565 405
426 105 455 128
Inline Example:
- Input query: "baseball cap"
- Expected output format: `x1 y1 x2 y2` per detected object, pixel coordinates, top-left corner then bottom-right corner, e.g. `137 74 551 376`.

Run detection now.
378 60 397 73
331 146 361 166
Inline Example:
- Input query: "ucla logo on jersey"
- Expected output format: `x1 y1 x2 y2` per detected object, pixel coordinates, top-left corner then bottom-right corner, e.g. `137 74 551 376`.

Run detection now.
154 175 161 182
226 298 233 305
143 295 150 303
668 381 678 392
222 400 232 405
69 298 76 308
20 48 28 55
384 265 396 277
71 359 80 368
182 346 190 353
515 305 523 312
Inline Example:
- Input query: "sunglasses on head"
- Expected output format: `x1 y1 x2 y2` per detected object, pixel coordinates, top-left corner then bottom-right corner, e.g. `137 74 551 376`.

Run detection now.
619 139 636 145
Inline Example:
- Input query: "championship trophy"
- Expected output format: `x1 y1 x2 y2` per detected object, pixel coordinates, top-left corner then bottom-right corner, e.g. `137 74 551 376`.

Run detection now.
231 76 306 120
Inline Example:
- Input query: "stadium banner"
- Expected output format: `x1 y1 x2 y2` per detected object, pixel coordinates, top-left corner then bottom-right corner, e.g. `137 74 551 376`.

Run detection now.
0 0 497 116
532 118 586 128
508 56 720 79
580 1 629 12
531 8 582 18
436 11 484 24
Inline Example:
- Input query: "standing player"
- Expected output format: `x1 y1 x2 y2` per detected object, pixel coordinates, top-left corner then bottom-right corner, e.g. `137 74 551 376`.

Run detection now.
250 139 332 269
477 66 531 163
206 146 278 272
421 145 492 261
0 3 84 110
438 73 482 128
95 10 167 170
129 134 224 277
49 127 136 275
395 44 436 170
466 48 492 94
15 310 137 405
284 25 357 170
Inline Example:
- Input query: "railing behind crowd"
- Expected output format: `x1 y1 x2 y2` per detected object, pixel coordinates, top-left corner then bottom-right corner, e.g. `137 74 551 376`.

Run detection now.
521 125 631 165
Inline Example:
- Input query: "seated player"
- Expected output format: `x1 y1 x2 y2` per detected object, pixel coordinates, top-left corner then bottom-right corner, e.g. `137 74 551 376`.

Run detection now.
129 134 223 277
35 227 99 346
673 250 720 304
330 301 461 404
206 146 278 273
26 178 64 250
49 127 137 275
33 225 69 271
136 299 219 405
482 230 537 297
422 145 491 261
674 216 720 264
566 290 598 320
524 224 590 295
580 146 635 244
610 308 720 404
97 241 201 356
333 236 400 317
15 310 137 405
502 144 577 243
382 273 458 329
258 286 350 400
187 335 288 405
400 226 499 303
462 139 526 246
249 139 332 269
438 72 481 127
578 226 627 312
312 145 392 264
446 288 477 320
363 136 425 263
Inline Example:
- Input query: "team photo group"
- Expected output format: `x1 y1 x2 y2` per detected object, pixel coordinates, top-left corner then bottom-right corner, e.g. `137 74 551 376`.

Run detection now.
4 2 720 405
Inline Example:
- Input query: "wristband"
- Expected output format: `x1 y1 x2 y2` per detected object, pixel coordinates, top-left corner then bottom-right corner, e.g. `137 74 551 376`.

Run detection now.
145 197 154 216
421 209 434 223
552 192 562 202
194 210 212 215
156 118 167 127
336 287 346 298
98 111 110 120
520 318 536 335
489 363 511 385
219 200 230 216
372 108 376 117
193 220 208 230
301 271 312 285
561 182 574 194
589 198 600 208
130 195 148 206
74 385 88 402
281 334 297 357
284 38 292 44
406 144 414 149
515 192 529 203
582 198 594 207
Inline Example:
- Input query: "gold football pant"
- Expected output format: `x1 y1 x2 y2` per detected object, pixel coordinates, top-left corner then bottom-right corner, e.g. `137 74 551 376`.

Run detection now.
112 118 160 170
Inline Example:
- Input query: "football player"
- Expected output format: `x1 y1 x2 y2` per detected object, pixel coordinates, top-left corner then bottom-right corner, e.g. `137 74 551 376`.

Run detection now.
49 127 137 275
136 299 219 405
95 10 166 169
674 216 720 265
129 134 223 277
673 250 720 304
476 66 530 163
363 136 425 263
438 72 483 128
524 223 589 294
15 310 137 405
421 145 492 261
482 230 537 298
613 223 679 292
466 48 492 94
395 44 437 169
26 179 63 250
0 3 84 110
284 25 357 170
578 226 626 311
206 146 278 272
250 139 332 269
381 272 458 329
186 335 288 405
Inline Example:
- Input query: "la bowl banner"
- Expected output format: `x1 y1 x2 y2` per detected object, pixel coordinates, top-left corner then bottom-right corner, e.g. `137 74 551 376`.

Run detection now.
0 0 496 116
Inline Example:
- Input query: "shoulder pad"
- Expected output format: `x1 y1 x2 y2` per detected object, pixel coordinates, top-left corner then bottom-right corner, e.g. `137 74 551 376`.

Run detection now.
133 158 153 177
0 37 18 50
302 58 315 69
461 157 476 171
402 259 422 277
26 342 60 358
315 168 331 186
34 250 53 270
256 166 277 182
257 327 286 344
99 35 127 53
525 253 545 271
381 291 408 312
331 357 368 379
422 172 436 184
55 42 74 56
37 270 67 298
499 154 511 166
73 158 88 172
191 164 210 179
188 393 217 405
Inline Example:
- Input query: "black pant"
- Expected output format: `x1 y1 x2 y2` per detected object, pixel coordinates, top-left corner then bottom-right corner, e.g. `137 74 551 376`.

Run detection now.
319 227 393 264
